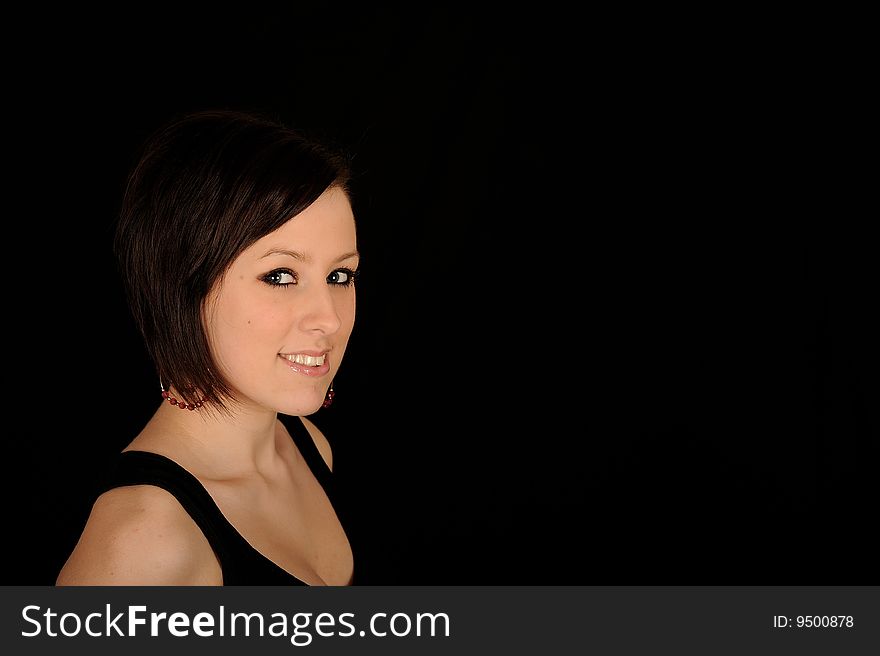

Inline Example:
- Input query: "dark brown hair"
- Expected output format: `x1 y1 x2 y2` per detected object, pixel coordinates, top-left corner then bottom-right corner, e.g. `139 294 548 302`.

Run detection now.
114 109 352 411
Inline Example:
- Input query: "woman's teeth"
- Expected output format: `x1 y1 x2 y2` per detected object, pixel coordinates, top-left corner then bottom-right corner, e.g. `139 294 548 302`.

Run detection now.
282 353 326 367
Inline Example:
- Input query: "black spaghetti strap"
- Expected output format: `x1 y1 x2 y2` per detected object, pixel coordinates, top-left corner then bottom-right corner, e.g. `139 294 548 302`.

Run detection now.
286 417 336 496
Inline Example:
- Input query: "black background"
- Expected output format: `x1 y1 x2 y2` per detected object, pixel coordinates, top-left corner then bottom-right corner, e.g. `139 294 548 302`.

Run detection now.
6 6 875 584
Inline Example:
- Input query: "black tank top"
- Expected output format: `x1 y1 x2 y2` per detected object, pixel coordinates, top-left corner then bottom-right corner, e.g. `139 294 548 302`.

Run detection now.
98 416 345 585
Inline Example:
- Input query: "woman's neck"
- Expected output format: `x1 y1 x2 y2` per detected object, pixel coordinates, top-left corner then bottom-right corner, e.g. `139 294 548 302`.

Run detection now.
131 398 287 479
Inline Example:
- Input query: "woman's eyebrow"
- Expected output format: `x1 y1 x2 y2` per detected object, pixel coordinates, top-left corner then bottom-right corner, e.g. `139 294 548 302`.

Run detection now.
260 248 308 262
260 248 360 264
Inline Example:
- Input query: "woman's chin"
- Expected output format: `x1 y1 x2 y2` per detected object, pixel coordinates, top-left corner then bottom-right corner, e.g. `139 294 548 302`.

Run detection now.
275 395 326 417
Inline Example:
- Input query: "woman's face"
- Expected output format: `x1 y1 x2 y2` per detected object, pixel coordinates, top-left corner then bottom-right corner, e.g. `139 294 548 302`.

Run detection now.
205 186 358 416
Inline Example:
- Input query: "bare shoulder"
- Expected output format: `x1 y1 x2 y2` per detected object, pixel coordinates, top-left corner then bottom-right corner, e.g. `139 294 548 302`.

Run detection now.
300 416 333 471
55 485 221 585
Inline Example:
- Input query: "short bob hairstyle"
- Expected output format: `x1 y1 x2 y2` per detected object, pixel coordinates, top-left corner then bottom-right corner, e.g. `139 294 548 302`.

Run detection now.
114 109 352 411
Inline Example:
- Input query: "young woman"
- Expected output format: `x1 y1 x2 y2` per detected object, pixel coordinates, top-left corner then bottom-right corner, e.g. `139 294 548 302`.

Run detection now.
56 110 357 585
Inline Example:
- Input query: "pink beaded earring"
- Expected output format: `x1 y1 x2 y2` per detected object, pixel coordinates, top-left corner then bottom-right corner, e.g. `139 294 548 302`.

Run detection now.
322 382 335 409
160 380 205 411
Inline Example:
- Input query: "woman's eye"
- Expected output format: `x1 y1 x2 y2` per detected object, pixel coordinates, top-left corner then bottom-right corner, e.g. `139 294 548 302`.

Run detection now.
328 269 356 286
263 270 296 286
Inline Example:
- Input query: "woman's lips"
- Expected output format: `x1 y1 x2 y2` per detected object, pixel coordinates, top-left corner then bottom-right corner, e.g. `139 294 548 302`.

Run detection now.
278 352 331 377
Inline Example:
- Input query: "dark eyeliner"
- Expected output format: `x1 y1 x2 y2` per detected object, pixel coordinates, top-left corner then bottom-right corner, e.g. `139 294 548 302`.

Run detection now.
261 268 297 287
329 267 359 287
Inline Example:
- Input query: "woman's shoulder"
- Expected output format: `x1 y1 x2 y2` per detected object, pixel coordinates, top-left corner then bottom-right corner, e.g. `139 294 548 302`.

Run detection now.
55 484 221 585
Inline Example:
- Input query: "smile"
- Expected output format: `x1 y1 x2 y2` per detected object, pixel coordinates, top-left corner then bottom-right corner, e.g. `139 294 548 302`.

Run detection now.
278 351 331 377
281 353 326 366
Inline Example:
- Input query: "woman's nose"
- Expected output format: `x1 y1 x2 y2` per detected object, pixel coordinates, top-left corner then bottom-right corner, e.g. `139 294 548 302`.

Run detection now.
298 282 342 335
